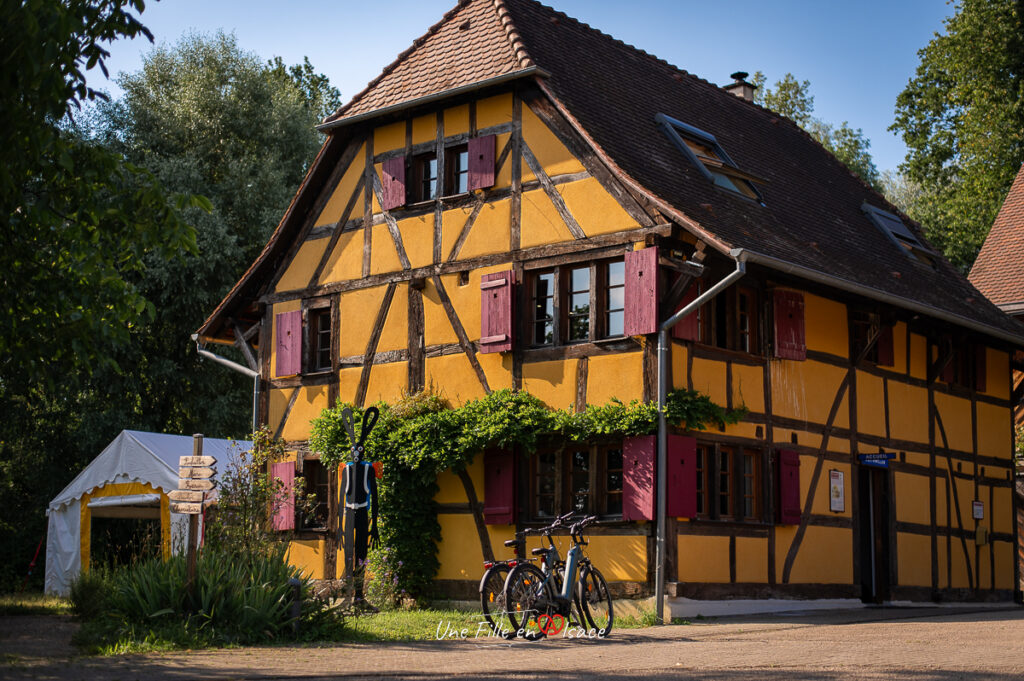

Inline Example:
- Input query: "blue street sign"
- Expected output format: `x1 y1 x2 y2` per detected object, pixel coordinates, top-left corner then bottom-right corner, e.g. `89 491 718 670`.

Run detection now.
858 453 896 469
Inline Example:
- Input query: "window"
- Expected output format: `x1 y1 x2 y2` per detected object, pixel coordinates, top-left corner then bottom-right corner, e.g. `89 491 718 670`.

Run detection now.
411 152 437 202
694 442 763 522
445 144 469 196
937 336 984 390
529 259 625 346
298 459 329 530
528 443 624 520
693 285 760 354
656 113 763 201
308 308 332 372
862 203 936 265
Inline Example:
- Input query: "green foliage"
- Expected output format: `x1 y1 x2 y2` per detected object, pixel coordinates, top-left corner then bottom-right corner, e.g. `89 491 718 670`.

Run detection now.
890 0 1024 272
364 544 408 611
752 71 880 188
72 547 345 652
311 388 743 599
69 567 115 621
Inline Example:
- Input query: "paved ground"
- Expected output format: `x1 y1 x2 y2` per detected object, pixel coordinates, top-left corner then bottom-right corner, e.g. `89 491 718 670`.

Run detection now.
2 605 1023 680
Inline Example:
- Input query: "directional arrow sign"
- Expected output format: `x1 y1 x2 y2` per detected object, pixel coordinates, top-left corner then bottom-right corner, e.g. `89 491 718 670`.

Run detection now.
179 455 216 467
179 467 216 479
170 502 203 515
178 478 215 491
169 490 205 503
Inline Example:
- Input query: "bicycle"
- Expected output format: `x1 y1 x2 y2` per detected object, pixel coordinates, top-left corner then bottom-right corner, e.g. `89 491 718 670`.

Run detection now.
479 528 535 637
503 514 613 640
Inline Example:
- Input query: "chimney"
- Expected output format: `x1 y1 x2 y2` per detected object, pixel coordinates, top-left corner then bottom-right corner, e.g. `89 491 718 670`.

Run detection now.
723 71 755 102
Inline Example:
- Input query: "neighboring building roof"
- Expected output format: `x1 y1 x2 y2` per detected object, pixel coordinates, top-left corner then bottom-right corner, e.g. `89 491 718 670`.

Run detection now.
969 164 1024 314
198 0 1024 346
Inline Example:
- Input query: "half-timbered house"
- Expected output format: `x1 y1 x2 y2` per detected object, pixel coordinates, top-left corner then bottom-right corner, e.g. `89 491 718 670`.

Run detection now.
198 0 1023 605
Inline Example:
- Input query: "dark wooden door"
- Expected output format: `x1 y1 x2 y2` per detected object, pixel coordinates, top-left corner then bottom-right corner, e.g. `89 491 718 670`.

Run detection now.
858 466 891 603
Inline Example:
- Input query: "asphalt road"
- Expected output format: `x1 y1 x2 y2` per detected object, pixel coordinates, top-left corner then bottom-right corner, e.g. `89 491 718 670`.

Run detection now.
2 605 1023 680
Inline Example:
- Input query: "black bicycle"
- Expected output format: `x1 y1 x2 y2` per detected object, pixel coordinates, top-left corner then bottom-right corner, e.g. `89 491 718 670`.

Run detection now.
479 528 536 637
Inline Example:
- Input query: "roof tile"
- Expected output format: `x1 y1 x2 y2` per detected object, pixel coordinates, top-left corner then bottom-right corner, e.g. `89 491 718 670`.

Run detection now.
969 165 1024 307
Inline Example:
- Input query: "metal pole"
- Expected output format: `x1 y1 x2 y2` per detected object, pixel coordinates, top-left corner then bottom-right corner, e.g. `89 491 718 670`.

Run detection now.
654 257 747 624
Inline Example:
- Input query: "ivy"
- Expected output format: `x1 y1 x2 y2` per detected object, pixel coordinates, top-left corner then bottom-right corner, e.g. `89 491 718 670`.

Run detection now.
309 388 744 600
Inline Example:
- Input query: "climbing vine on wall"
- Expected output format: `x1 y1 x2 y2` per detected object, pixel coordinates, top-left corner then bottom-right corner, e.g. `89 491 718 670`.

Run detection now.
309 388 744 600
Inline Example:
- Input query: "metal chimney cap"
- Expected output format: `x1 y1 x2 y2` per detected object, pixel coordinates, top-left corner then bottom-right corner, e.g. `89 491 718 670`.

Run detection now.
730 71 749 82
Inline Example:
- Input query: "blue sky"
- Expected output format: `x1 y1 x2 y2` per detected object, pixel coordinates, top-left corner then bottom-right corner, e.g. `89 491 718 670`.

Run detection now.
93 0 955 174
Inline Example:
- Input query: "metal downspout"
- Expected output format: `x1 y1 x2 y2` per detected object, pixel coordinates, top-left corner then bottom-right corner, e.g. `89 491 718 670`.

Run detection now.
655 255 746 623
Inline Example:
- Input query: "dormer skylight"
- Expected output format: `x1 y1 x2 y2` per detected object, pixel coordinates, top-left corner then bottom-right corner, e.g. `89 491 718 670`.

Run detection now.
862 203 936 266
656 113 764 202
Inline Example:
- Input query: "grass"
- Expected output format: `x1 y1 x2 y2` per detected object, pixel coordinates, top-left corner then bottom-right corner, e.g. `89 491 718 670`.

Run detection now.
338 607 483 642
0 592 71 616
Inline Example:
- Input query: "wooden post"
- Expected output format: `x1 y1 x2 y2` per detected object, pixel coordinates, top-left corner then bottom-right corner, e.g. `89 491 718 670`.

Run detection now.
186 434 203 599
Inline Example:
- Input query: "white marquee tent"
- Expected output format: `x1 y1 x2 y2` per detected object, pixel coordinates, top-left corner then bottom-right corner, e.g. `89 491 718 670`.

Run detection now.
45 430 250 595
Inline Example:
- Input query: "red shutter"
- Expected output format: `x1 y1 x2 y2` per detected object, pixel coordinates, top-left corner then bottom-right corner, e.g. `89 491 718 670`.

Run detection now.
381 156 406 210
623 435 656 521
480 270 514 353
468 135 495 191
974 344 987 392
666 435 697 518
773 290 806 360
671 282 700 341
624 247 660 336
776 449 801 525
271 461 295 531
876 325 894 367
483 449 516 525
275 310 302 377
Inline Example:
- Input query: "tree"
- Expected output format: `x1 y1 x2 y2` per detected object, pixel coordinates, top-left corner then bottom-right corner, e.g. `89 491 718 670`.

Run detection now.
752 71 880 189
0 0 200 389
890 0 1024 272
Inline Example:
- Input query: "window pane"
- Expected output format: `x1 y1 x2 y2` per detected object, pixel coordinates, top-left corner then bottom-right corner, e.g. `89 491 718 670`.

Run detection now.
607 310 624 337
607 261 624 288
536 450 556 518
605 447 622 516
570 267 590 292
533 272 555 345
608 286 624 311
456 149 468 194
568 314 589 341
695 446 707 516
718 449 731 517
571 292 590 314
570 448 590 513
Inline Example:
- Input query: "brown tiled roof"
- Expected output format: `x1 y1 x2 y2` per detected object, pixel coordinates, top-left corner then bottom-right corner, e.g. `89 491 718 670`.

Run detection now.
199 0 1024 344
969 165 1024 309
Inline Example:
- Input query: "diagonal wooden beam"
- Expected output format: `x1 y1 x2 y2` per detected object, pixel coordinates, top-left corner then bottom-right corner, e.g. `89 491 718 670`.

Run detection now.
307 175 365 288
355 282 397 407
521 142 586 240
446 198 485 262
933 409 975 589
273 388 300 440
431 274 491 395
231 321 259 372
370 171 413 270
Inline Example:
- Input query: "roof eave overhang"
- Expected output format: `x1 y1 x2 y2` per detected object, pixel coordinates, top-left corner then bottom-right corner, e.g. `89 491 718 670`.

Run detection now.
731 248 1024 347
317 66 550 132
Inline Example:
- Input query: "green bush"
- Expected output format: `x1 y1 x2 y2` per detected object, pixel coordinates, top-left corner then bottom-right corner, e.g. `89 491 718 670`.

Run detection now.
364 544 407 610
69 567 114 620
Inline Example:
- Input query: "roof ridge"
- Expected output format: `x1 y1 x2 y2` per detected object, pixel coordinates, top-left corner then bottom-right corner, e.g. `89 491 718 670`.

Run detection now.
493 0 534 68
325 0 477 123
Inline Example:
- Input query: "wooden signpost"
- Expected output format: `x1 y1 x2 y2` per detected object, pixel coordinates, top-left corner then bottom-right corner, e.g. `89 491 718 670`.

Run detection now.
174 434 216 596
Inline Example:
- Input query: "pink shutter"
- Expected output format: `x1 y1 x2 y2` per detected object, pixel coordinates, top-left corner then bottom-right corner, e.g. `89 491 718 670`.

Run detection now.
773 290 805 360
776 449 801 525
482 449 516 524
381 156 406 210
623 435 656 521
468 135 495 191
479 270 513 353
975 344 987 392
671 282 700 341
624 247 659 336
271 461 295 531
666 435 697 518
876 325 894 366
275 310 302 377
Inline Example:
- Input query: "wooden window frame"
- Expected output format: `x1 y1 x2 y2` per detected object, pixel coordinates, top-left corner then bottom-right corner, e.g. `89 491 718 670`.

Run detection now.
695 285 761 356
525 441 625 522
302 298 333 375
409 152 438 204
526 257 626 348
297 458 329 531
443 143 469 197
694 441 765 524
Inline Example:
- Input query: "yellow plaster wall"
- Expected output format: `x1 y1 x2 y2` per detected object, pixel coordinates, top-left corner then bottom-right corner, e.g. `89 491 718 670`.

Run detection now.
397 215 434 270
520 187 575 248
287 539 324 579
522 359 576 411
804 294 848 357
586 353 644 405
271 300 301 378
281 385 329 442
908 333 927 380
478 352 515 395
894 471 932 525
521 105 585 181
559 177 638 237
269 388 294 433
369 223 403 275
458 200 512 260
985 348 1010 400
856 371 886 438
363 361 408 405
770 360 848 428
897 533 932 586
377 283 409 353
887 381 929 445
584 535 647 582
437 264 510 344
993 486 1012 534
320 229 364 285
411 114 435 145
422 276 459 346
434 516 519 580
995 541 1014 589
337 366 362 405
731 363 764 414
933 392 973 453
735 537 768 583
936 537 948 587
950 540 971 589
786 526 852 584
445 104 469 136
374 121 405 154
493 132 513 189
275 240 327 293
670 343 688 392
773 526 796 579
976 402 1011 460
891 323 908 374
425 354 490 404
978 546 991 589
314 143 365 227
339 286 387 356
678 535 730 583
690 357 728 409
434 456 484 505
476 93 513 129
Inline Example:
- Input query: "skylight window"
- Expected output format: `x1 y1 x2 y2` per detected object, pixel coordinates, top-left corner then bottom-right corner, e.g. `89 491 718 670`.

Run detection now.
656 113 764 202
862 203 936 265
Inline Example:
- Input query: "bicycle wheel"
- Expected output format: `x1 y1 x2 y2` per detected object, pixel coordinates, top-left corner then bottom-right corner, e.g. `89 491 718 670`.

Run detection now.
479 563 512 637
504 563 555 640
578 564 613 636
